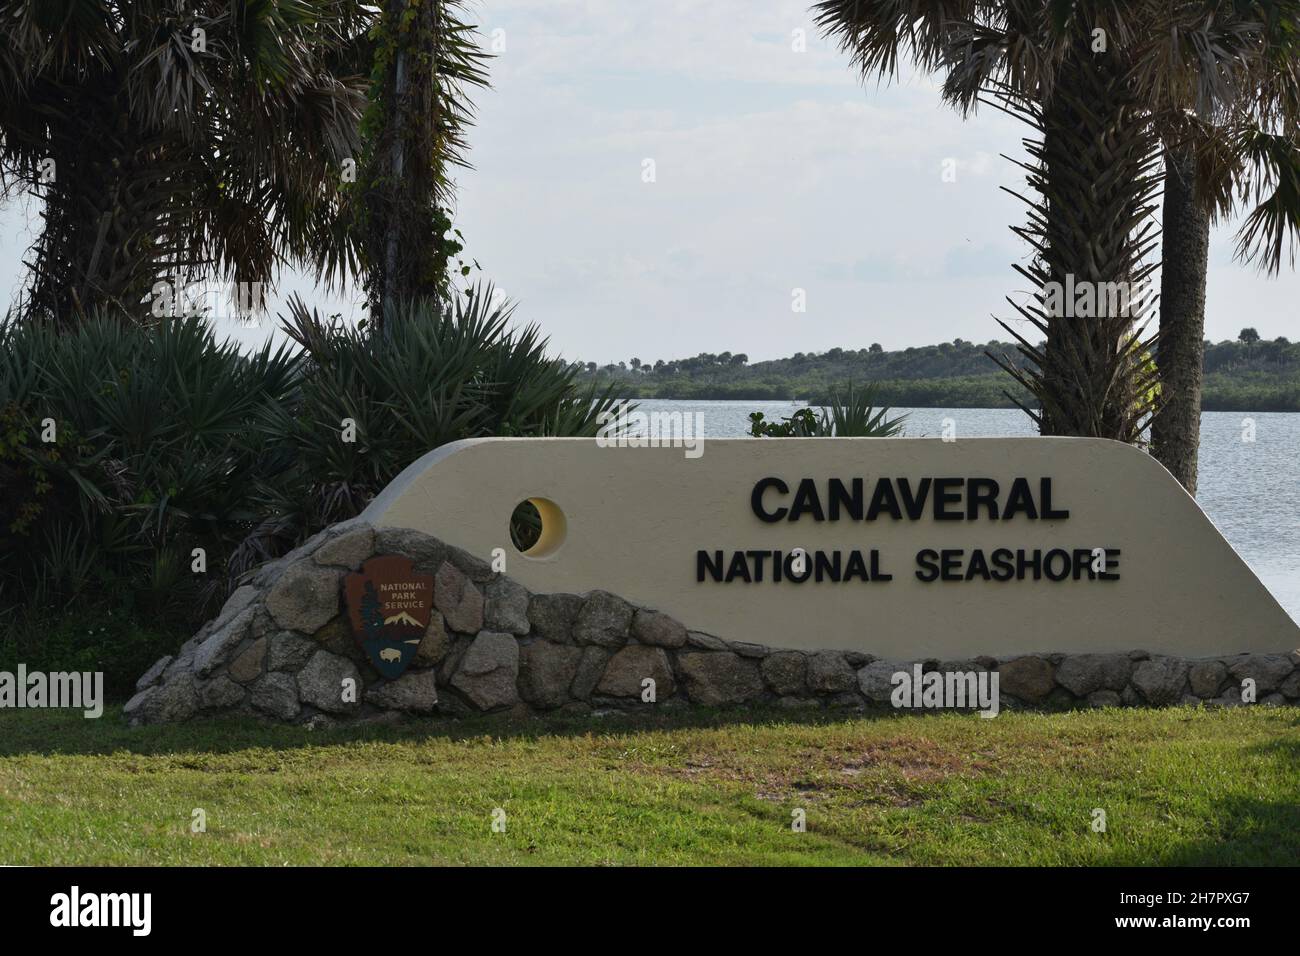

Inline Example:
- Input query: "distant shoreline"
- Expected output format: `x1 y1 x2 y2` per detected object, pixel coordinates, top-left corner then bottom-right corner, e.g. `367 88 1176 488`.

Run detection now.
577 338 1300 412
601 385 1300 414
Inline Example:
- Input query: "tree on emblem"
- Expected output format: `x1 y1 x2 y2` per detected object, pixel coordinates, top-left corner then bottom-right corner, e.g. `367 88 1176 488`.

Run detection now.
359 581 384 638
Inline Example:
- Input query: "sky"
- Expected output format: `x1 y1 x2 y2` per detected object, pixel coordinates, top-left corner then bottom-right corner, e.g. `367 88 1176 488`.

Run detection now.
2 0 1296 364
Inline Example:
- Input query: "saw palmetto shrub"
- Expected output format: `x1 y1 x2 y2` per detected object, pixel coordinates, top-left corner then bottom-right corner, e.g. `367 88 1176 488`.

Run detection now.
748 383 907 437
0 289 619 690
0 315 302 653
234 286 621 576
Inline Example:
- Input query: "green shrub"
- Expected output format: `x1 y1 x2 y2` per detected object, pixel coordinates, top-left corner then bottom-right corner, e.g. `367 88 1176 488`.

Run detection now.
0 603 182 701
749 383 907 437
233 286 620 573
0 315 299 626
1 289 621 673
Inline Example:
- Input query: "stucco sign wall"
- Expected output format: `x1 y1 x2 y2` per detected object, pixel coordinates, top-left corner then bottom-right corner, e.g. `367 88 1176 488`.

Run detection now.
361 437 1298 659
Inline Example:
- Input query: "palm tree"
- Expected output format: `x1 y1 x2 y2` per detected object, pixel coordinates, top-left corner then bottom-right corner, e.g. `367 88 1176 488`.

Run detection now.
817 2 1163 443
1142 5 1300 493
353 0 490 323
816 1 1300 467
0 0 372 326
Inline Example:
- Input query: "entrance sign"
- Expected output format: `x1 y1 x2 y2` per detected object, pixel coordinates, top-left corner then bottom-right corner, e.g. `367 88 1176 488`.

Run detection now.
343 555 434 678
362 438 1298 658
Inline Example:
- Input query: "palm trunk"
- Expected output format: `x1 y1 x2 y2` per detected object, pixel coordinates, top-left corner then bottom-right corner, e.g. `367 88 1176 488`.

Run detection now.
1151 144 1210 494
1017 41 1161 442
26 86 190 325
366 0 446 326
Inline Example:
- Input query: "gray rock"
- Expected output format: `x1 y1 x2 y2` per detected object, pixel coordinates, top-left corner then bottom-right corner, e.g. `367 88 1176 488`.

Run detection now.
844 651 875 667
123 687 156 723
251 672 301 720
630 610 688 648
596 645 675 699
1227 654 1295 694
136 655 172 692
686 631 728 651
252 557 288 589
570 646 611 700
180 621 214 655
1046 687 1077 709
125 673 199 724
446 545 495 584
265 561 341 634
312 616 359 659
526 593 583 644
227 637 267 683
434 562 484 634
297 651 361 714
1132 657 1191 706
450 632 520 710
212 585 259 630
280 528 331 564
1208 686 1245 708
778 696 822 710
267 632 319 672
312 526 375 569
728 641 770 659
805 651 857 694
1086 689 1122 708
1280 670 1300 700
997 656 1056 702
414 612 451 666
857 660 903 703
193 606 256 677
519 641 583 709
938 658 993 674
761 651 808 696
485 577 531 635
436 635 473 684
573 591 633 648
198 675 246 710
677 652 764 706
374 527 447 571
1260 692 1288 708
366 671 438 713
322 515 372 536
434 689 476 718
1188 660 1228 699
249 608 278 640
1054 653 1133 696
827 691 866 710
163 648 198 682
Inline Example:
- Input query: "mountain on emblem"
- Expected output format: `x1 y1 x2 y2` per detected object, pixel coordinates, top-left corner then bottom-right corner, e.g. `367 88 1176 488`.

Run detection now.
343 556 435 679
383 612 422 627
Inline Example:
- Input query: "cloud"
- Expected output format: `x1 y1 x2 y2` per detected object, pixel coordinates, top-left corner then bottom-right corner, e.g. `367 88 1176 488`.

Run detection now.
1 0 1297 359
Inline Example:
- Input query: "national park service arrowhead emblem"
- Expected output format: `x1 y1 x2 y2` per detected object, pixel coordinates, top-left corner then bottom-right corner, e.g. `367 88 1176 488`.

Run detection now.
343 556 434 679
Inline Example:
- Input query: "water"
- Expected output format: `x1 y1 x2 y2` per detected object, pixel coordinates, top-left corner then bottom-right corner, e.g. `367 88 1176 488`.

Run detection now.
629 399 1300 624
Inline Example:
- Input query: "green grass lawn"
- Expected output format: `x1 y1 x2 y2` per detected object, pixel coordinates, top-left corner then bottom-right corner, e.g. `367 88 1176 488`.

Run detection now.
0 705 1295 865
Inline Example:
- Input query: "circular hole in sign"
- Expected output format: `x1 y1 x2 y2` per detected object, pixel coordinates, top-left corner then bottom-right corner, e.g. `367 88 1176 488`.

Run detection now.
509 497 567 558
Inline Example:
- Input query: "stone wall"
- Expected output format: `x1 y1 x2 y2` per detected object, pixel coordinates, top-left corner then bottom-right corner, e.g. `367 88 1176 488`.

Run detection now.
126 520 1300 726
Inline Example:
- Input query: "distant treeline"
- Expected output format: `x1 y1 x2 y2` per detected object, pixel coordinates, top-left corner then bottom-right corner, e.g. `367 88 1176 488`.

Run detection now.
575 336 1300 411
